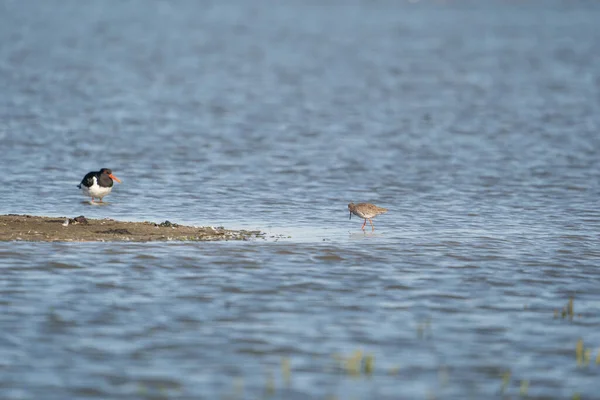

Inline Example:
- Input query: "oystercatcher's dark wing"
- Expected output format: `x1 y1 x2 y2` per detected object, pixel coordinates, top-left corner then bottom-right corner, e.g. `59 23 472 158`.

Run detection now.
77 171 97 189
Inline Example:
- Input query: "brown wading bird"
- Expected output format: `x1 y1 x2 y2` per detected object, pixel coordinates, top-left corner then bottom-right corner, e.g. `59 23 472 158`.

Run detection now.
348 202 388 231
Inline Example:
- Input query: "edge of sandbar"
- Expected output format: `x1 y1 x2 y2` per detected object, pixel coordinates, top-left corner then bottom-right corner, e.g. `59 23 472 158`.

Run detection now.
0 214 265 242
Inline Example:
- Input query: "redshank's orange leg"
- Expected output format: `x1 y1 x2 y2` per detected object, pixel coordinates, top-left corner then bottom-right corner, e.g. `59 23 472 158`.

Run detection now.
369 219 375 231
361 219 367 230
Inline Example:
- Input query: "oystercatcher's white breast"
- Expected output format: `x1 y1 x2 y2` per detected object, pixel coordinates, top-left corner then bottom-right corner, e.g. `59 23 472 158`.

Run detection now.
81 177 113 198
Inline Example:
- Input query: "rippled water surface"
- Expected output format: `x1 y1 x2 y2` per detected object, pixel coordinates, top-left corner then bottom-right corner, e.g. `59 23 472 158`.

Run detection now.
1 0 600 398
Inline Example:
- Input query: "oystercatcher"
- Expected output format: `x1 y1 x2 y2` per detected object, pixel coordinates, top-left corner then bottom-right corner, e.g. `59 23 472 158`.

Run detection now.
77 168 121 203
348 202 388 231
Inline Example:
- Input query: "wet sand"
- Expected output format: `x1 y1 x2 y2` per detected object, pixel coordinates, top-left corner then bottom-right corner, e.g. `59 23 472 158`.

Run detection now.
0 214 263 242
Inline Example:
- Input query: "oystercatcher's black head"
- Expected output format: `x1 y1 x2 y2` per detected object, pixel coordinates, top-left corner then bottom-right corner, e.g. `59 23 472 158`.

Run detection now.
99 168 121 183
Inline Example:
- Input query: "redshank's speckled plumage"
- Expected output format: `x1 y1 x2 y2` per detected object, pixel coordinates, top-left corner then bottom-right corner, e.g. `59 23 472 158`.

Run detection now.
348 202 388 231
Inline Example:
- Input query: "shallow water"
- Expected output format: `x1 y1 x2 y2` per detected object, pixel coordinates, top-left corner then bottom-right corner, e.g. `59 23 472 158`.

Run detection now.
1 0 600 398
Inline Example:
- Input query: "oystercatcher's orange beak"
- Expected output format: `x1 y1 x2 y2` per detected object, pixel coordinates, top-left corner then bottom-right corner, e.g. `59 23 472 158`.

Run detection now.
109 174 122 183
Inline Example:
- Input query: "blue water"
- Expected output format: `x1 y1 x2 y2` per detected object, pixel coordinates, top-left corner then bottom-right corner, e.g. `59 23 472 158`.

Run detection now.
1 0 600 398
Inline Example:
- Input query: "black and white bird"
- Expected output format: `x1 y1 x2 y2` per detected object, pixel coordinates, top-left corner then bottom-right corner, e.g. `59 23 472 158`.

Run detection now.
77 168 122 203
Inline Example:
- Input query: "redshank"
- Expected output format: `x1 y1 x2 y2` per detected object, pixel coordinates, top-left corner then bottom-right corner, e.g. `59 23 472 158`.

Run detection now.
348 202 388 231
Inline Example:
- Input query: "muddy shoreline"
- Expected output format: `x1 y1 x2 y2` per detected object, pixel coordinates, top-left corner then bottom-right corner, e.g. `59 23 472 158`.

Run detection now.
0 214 264 242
